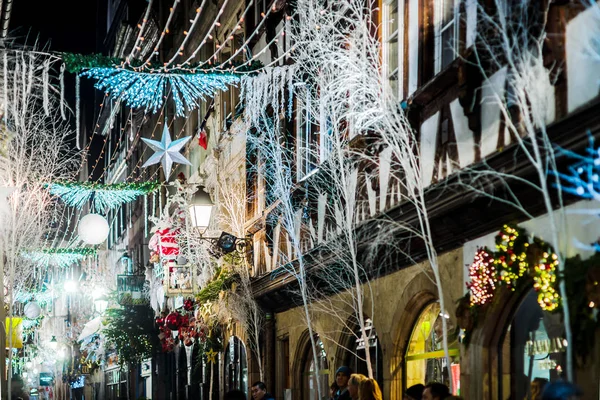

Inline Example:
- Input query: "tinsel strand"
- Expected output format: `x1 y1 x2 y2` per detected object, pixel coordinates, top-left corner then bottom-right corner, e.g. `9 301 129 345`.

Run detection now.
120 205 124 235
2 51 7 121
12 59 18 122
144 194 148 238
152 191 156 219
43 59 50 116
60 64 66 120
75 74 81 149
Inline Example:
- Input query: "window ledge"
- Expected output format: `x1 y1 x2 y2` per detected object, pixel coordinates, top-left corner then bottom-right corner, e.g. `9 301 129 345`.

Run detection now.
407 56 462 107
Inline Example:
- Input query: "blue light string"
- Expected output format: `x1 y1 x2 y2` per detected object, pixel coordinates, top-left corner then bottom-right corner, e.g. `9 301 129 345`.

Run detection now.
80 68 240 116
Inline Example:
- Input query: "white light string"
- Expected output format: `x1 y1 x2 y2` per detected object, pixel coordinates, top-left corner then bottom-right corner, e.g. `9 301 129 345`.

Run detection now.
167 0 232 70
142 0 181 65
191 0 255 69
126 0 155 66
164 0 210 68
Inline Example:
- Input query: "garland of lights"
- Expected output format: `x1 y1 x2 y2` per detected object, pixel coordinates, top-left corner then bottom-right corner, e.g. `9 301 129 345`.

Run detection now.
494 224 530 288
80 68 240 117
23 247 96 268
463 225 561 315
46 181 160 211
530 239 560 311
466 247 496 306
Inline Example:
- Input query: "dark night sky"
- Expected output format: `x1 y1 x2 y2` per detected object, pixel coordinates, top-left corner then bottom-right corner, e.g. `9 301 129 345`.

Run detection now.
10 0 100 54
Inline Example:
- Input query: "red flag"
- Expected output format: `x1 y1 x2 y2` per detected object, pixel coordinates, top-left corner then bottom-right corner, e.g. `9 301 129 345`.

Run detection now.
198 130 208 149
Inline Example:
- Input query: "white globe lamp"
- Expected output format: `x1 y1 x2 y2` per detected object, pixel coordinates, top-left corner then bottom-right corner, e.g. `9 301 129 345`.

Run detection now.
23 301 41 319
78 213 110 245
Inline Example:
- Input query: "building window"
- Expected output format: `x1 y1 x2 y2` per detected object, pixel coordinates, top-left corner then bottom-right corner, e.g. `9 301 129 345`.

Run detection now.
383 0 403 98
435 0 458 72
224 336 249 396
302 336 329 400
349 319 383 386
498 289 566 399
405 302 460 395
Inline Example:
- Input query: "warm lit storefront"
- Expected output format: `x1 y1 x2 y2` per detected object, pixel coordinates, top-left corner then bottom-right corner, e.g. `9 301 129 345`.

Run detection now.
405 302 461 396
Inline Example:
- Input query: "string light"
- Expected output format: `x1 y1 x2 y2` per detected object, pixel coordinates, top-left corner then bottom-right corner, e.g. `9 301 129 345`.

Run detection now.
494 224 529 289
46 181 161 211
23 248 96 268
532 245 560 311
467 247 496 306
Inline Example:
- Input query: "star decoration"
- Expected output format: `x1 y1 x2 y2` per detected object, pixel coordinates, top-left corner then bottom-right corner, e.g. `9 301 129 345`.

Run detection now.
206 348 217 364
141 125 192 179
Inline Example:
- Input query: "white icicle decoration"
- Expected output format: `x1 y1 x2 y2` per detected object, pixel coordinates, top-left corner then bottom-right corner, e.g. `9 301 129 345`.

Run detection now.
144 194 148 237
43 59 50 116
75 73 81 149
3 51 7 121
240 65 295 127
60 63 66 120
12 60 18 123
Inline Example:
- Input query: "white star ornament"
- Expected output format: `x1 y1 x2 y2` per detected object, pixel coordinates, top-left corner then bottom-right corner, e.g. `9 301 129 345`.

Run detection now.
141 125 192 179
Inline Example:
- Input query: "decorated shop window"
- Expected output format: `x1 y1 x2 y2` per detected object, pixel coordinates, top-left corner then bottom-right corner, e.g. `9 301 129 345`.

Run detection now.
405 302 460 395
165 262 194 295
499 289 566 400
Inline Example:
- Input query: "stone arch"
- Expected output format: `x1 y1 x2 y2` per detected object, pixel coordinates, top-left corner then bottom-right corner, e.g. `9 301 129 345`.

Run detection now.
292 329 330 400
463 281 535 400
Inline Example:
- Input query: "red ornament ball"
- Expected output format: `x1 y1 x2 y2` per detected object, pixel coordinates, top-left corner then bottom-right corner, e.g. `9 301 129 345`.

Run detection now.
155 317 165 326
165 312 183 330
183 299 194 311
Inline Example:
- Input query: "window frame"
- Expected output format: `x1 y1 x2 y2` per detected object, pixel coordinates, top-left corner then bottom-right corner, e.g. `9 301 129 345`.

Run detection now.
434 0 459 73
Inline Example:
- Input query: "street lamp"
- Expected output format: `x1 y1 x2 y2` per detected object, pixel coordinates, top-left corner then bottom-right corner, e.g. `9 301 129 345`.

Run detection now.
189 185 250 258
189 186 213 235
94 295 109 314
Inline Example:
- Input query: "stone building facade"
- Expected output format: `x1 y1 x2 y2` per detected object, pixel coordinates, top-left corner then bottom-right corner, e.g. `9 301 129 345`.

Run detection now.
90 0 600 399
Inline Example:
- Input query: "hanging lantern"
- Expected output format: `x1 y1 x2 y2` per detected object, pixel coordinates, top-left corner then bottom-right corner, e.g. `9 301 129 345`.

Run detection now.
119 252 133 274
24 301 41 319
78 213 110 245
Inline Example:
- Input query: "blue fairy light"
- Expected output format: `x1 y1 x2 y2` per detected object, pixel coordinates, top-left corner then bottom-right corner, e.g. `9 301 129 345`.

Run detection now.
23 248 96 268
553 134 600 201
46 181 160 211
80 68 240 116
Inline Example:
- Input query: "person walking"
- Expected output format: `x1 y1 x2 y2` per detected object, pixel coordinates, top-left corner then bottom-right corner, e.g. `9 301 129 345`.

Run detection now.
359 378 382 400
251 382 275 400
404 384 424 400
422 383 450 400
333 366 353 400
347 374 367 400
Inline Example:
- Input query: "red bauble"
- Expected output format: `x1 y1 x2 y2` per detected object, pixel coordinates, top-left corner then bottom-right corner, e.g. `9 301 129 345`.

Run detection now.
180 315 190 328
183 299 194 311
165 312 183 331
155 317 164 326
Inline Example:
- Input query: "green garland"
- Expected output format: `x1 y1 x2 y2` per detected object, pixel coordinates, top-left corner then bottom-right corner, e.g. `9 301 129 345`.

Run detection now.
62 52 264 75
49 180 161 192
195 267 238 303
46 180 160 211
36 247 97 255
